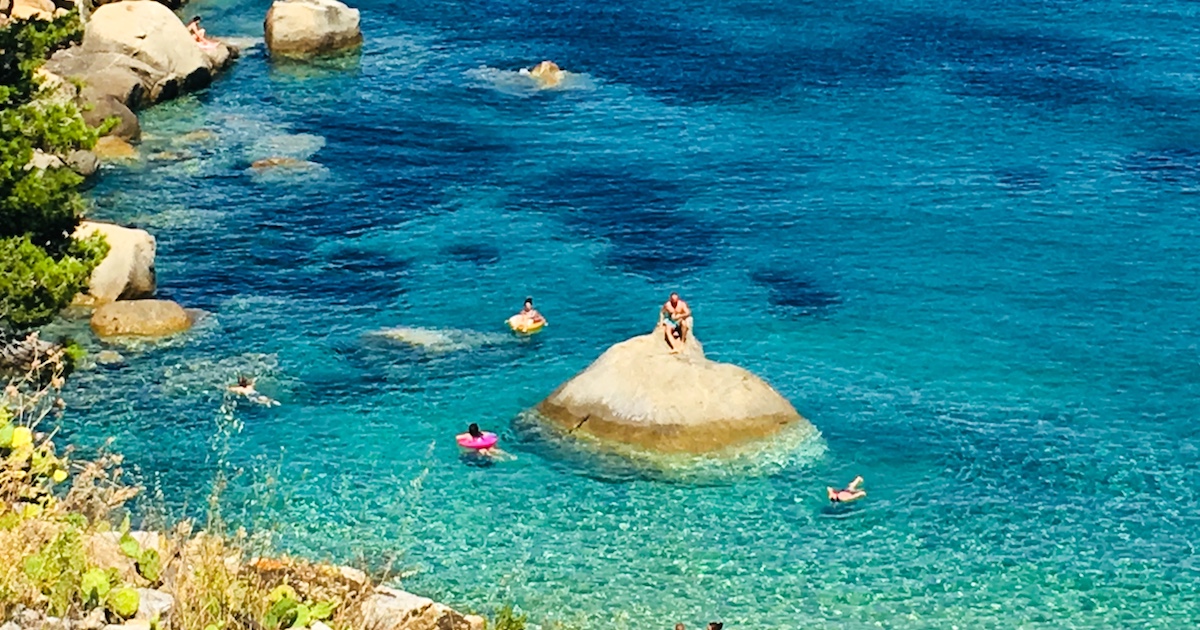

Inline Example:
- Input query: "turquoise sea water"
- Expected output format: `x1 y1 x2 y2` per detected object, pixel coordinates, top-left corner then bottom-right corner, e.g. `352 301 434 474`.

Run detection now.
59 0 1200 626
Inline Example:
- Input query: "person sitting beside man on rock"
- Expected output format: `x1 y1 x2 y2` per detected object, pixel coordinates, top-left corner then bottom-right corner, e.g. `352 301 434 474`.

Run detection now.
658 292 693 353
187 16 218 49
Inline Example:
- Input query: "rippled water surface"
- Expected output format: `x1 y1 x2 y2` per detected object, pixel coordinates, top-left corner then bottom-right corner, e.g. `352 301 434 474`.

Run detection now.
61 0 1200 626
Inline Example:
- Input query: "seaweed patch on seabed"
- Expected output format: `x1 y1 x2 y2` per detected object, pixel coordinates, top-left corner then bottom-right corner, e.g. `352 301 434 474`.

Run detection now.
511 409 827 486
751 269 840 317
442 242 501 267
1122 147 1200 190
515 166 723 277
368 326 515 354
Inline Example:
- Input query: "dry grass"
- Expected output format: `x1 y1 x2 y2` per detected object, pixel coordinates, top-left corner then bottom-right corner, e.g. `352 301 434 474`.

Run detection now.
0 346 382 630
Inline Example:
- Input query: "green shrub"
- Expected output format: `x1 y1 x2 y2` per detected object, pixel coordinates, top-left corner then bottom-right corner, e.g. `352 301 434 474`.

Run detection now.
0 11 107 331
22 526 86 616
493 604 527 630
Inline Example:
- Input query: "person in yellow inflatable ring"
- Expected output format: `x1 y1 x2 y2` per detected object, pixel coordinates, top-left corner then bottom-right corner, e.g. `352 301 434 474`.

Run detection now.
507 297 546 333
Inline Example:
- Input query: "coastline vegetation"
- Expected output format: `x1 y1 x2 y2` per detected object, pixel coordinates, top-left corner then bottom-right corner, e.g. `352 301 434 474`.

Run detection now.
0 11 107 334
0 11 545 630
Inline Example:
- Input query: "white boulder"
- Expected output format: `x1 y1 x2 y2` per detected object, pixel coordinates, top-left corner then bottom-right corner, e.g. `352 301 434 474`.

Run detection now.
73 221 156 305
265 0 362 57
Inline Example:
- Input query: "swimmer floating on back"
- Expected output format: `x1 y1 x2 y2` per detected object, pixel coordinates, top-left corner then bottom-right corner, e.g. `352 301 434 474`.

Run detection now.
228 375 280 407
827 475 865 503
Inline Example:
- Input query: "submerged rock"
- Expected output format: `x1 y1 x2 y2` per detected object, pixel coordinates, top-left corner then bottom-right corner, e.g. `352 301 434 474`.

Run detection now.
91 300 192 338
536 333 812 454
93 136 139 160
264 0 363 57
73 221 156 305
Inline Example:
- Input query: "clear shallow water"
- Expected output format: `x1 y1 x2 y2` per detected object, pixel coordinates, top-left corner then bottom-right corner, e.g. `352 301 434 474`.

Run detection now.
57 0 1200 626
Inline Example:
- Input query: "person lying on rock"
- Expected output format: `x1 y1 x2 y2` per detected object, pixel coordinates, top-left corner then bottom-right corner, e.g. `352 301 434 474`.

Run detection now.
658 292 693 353
827 475 866 503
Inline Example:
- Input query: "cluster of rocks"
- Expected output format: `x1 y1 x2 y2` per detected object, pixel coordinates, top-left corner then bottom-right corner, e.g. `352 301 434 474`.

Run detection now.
42 0 238 160
0 0 70 24
69 220 194 340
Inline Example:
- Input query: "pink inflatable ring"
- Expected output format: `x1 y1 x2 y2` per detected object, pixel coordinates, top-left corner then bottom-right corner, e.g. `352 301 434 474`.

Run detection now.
457 432 498 450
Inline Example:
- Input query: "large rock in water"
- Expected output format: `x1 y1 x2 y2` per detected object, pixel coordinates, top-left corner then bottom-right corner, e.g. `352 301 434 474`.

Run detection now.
73 221 156 305
536 334 810 454
86 1 212 96
91 300 191 338
264 0 363 57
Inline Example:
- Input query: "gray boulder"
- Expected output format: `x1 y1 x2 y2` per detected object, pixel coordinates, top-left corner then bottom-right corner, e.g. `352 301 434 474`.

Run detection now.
265 0 362 57
66 150 100 177
81 95 141 141
536 333 813 453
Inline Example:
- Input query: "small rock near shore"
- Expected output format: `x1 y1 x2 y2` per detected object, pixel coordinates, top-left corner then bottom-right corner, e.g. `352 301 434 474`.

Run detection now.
66 150 100 177
362 586 476 630
91 300 192 338
96 350 125 366
264 0 363 57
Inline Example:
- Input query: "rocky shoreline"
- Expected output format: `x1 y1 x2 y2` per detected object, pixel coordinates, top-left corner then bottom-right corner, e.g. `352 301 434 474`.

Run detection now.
1 3 490 629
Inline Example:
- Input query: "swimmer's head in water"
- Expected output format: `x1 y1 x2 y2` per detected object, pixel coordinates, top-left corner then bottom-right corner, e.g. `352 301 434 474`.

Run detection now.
237 375 250 387
675 624 686 630
707 623 723 630
468 423 482 438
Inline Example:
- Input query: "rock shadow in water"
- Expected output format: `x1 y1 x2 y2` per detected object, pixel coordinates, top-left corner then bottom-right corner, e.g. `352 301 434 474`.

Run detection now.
442 242 501 267
994 166 1050 192
751 269 840 317
515 166 722 278
1123 147 1200 189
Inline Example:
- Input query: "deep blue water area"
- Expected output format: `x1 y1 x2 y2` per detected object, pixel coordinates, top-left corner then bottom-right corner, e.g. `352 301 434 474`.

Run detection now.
59 0 1200 626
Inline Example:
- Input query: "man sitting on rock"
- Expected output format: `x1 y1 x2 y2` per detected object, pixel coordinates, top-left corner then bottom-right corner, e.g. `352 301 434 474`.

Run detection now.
658 292 693 353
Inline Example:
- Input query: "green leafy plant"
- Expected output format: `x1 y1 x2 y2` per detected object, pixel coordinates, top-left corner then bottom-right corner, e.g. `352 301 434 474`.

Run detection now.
0 10 108 331
21 526 86 616
493 604 527 630
262 583 337 630
119 529 163 583
107 585 140 619
80 567 113 608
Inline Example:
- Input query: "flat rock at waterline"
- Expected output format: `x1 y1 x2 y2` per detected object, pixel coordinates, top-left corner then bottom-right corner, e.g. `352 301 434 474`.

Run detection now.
536 333 813 453
90 300 191 338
